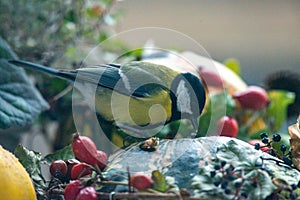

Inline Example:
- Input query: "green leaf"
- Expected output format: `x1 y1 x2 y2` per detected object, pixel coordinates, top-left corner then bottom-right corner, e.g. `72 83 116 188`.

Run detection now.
0 59 49 129
43 144 74 164
223 58 241 76
191 140 276 199
216 140 259 167
14 144 46 195
198 91 235 136
267 90 295 131
241 169 275 200
152 170 168 192
0 37 18 59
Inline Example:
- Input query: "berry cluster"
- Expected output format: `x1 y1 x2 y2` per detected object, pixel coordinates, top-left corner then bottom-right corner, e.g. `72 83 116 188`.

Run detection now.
252 132 293 166
49 133 108 200
267 179 300 200
49 133 155 200
209 160 259 199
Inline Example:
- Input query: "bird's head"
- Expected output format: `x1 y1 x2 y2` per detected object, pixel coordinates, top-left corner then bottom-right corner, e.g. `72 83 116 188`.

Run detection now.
170 72 208 131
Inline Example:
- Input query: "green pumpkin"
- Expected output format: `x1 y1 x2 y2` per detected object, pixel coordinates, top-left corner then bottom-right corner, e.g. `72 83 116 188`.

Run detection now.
102 136 300 199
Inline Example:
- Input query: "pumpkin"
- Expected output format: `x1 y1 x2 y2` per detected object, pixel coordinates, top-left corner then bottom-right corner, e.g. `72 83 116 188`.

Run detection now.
102 136 300 199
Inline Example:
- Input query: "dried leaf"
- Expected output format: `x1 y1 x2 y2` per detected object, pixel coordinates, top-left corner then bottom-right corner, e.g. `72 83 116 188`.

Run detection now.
288 115 300 170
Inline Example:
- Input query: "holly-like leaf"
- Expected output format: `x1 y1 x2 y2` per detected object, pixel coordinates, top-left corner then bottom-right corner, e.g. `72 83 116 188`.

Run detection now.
14 144 46 195
43 144 74 164
152 170 168 192
191 140 276 199
288 116 300 170
0 59 49 129
267 90 295 132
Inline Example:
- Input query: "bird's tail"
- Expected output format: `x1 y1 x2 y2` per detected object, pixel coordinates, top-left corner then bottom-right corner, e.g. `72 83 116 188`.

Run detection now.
9 60 76 81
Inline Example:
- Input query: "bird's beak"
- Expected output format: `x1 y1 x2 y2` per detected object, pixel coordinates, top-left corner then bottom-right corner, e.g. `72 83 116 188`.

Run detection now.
190 118 199 132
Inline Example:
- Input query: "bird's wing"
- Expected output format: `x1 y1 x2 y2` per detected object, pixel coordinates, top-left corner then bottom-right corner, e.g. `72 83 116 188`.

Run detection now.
9 59 171 98
76 62 168 98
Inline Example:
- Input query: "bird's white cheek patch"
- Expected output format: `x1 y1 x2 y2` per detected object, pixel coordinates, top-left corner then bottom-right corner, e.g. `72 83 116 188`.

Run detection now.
176 80 193 114
118 69 131 91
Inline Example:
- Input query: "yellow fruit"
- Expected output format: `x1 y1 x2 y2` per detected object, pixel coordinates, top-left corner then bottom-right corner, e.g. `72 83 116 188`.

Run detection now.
0 145 36 200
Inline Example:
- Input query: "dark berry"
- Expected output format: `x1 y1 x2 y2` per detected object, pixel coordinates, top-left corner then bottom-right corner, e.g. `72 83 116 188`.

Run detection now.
234 181 242 188
221 181 228 189
224 188 231 194
50 160 68 180
221 160 227 167
254 143 260 150
262 137 269 144
291 184 297 190
260 132 268 139
290 192 298 200
283 157 293 166
269 149 276 156
210 171 216 177
213 181 220 187
280 144 287 152
241 192 248 198
228 164 235 172
214 164 221 170
271 134 281 142
226 175 236 181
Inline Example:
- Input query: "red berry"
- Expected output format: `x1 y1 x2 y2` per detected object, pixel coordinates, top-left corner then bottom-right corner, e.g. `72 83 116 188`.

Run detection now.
71 163 92 180
72 133 98 166
65 159 81 181
199 69 224 88
76 186 98 200
96 150 107 170
233 86 269 110
130 173 153 190
248 139 269 152
50 160 68 179
64 180 82 200
217 116 239 137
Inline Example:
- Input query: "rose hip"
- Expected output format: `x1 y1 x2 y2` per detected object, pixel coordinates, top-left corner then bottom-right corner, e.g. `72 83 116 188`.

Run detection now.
233 86 269 110
65 159 81 181
49 160 68 180
76 186 98 200
217 116 239 138
130 173 153 190
96 150 107 170
71 163 92 180
72 133 98 166
64 180 82 200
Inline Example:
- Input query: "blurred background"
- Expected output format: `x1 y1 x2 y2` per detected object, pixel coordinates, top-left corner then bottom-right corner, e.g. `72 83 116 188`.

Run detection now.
113 0 300 85
0 0 299 155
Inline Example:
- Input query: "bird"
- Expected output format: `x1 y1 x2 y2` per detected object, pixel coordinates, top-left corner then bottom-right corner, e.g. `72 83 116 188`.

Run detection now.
9 59 208 140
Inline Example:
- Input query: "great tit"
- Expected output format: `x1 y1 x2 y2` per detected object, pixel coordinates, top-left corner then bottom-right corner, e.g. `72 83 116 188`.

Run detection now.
9 60 207 137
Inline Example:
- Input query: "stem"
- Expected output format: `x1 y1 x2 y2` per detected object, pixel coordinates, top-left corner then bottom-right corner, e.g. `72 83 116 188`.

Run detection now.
127 167 132 193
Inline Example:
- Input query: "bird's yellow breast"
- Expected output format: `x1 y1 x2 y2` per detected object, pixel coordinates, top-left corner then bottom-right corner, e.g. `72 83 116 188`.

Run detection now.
94 88 172 127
